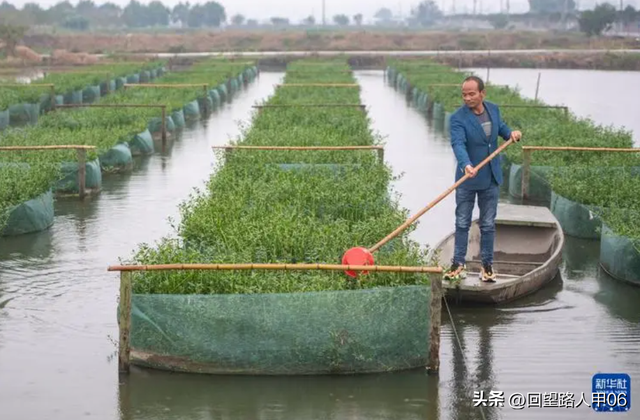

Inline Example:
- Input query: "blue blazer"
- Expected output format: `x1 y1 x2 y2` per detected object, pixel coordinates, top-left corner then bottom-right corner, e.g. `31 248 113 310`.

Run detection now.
449 101 512 191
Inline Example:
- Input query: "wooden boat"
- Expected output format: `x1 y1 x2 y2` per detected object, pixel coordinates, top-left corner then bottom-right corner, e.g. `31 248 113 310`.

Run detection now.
432 203 564 304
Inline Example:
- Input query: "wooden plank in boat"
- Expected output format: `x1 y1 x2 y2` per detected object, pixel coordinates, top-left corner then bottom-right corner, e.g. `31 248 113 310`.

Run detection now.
496 203 557 228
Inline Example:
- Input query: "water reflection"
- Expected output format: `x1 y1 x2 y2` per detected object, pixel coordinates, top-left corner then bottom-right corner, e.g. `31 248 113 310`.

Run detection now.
0 228 56 261
119 367 440 420
561 236 601 280
441 274 564 420
594 267 640 324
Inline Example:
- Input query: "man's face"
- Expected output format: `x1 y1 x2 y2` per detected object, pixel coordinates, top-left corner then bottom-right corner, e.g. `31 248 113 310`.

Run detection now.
462 80 485 109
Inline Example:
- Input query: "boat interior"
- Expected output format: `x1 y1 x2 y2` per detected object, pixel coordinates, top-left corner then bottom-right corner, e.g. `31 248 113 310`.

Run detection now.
435 207 563 287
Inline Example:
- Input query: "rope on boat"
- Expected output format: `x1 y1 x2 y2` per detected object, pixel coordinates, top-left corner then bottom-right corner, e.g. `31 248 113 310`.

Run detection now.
443 296 488 420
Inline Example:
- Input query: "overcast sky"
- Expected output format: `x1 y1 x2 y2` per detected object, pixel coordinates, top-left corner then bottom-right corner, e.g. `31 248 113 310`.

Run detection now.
5 0 636 23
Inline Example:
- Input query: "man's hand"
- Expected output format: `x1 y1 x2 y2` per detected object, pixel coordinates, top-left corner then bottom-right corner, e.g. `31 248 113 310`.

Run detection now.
465 165 477 178
510 130 523 142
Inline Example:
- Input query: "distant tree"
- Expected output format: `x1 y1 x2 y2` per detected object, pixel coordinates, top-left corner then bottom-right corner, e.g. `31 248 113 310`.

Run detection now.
147 1 170 26
23 3 49 25
579 3 616 36
489 14 509 29
246 18 258 27
620 6 638 26
333 14 349 26
95 3 122 27
63 15 90 30
270 17 289 25
122 0 146 27
76 0 96 15
231 14 245 25
48 1 75 25
302 15 315 25
0 23 27 56
0 2 17 12
528 0 575 14
187 2 226 27
353 13 363 25
171 2 190 25
410 1 443 27
374 7 393 22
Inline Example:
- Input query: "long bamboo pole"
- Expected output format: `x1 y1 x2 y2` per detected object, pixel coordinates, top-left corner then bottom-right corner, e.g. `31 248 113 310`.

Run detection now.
0 145 96 150
0 83 55 87
426 83 509 88
213 145 385 162
520 146 640 200
369 139 515 253
252 104 365 109
501 104 569 117
285 70 353 73
124 83 208 88
278 83 359 87
212 145 382 151
55 104 169 146
523 146 640 152
107 263 443 273
56 104 164 108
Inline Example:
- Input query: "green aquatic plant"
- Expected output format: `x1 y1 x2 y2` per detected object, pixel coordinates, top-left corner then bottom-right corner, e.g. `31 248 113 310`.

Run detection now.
128 59 438 295
389 58 640 247
0 59 258 233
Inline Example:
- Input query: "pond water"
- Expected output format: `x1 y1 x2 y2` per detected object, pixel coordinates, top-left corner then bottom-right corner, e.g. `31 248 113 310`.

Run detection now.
0 69 638 420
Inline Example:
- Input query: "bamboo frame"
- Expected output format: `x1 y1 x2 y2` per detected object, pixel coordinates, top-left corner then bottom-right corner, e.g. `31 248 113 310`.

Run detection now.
108 262 443 373
123 83 210 113
43 70 113 74
124 83 207 88
0 145 96 198
108 263 443 273
521 146 640 200
278 83 359 87
500 104 569 117
1 83 56 110
42 71 114 93
55 104 169 150
0 83 54 87
285 70 353 74
0 145 95 150
425 83 509 89
252 104 365 109
428 269 442 375
212 145 385 163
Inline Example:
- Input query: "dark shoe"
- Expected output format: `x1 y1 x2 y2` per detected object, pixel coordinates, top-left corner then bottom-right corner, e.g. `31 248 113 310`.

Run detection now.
481 264 497 282
444 262 467 282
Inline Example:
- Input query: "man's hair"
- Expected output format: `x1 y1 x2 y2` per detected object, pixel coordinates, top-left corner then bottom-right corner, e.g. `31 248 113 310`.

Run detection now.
463 75 485 92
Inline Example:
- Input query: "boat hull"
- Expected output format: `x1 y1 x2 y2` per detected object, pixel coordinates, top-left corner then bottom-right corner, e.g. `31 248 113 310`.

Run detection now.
433 203 565 305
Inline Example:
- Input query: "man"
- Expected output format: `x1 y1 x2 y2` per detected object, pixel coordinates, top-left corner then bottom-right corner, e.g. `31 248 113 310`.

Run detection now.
444 75 522 283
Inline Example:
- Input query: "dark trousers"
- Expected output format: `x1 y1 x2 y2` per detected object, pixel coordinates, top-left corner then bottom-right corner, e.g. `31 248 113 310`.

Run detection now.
452 182 499 266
